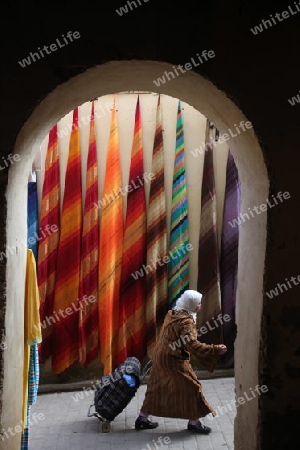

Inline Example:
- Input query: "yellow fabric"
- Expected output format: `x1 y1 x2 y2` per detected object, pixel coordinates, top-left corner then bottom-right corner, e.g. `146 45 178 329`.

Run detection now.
22 249 42 431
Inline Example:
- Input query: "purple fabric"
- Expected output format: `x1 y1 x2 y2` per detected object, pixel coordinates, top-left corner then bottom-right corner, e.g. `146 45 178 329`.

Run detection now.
220 150 240 367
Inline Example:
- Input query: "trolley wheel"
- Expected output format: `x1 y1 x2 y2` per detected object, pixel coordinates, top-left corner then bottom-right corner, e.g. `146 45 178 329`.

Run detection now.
101 422 111 433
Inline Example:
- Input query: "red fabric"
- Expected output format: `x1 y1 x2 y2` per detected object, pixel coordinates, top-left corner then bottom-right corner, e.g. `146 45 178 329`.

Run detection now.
37 124 60 363
52 108 83 374
117 96 147 365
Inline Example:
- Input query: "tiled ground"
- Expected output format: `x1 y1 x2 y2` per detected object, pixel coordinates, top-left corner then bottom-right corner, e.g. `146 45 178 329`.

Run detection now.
28 377 235 450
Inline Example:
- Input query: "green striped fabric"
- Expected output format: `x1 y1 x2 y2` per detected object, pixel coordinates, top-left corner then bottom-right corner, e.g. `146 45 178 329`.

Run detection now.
168 100 190 308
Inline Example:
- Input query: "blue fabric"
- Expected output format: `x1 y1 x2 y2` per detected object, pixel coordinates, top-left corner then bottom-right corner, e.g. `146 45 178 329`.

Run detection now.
20 406 31 450
27 181 39 262
122 374 137 387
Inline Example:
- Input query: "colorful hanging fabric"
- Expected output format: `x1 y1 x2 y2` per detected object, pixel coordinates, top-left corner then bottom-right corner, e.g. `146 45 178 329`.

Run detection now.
21 181 41 450
52 108 82 374
168 100 190 308
145 95 168 358
98 98 124 374
22 249 42 433
220 149 240 367
78 102 99 366
20 346 40 450
197 120 222 345
37 124 60 364
117 96 147 366
27 180 39 261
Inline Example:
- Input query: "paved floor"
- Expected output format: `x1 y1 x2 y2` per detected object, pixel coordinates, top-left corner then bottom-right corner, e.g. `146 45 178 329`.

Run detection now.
29 377 235 450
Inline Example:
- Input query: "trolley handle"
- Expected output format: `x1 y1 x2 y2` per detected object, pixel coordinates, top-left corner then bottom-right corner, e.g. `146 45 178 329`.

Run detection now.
87 403 95 417
139 360 152 382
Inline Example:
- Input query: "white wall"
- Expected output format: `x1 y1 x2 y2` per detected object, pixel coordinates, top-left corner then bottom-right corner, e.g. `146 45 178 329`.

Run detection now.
37 93 229 289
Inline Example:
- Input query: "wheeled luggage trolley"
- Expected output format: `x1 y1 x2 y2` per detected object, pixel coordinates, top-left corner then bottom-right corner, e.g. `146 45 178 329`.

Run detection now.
87 356 151 433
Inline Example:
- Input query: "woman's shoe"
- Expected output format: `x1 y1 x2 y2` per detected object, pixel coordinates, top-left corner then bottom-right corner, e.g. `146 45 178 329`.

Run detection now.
135 416 159 430
187 421 211 434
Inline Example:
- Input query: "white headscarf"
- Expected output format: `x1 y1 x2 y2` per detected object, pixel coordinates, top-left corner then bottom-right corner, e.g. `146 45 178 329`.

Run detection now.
174 289 202 322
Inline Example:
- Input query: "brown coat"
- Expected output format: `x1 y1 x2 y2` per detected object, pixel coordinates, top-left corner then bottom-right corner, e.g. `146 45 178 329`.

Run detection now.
141 309 219 419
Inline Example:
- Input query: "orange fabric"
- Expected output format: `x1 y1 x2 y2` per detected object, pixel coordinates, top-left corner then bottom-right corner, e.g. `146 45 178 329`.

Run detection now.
78 102 99 366
98 99 124 374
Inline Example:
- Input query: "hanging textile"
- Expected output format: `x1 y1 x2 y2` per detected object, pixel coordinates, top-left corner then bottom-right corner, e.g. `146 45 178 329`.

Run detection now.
52 108 82 374
197 120 222 345
168 100 190 308
27 179 39 260
78 102 99 366
117 96 147 366
98 98 124 374
37 124 60 364
219 149 240 367
145 95 168 358
21 181 41 450
20 347 40 450
22 249 42 436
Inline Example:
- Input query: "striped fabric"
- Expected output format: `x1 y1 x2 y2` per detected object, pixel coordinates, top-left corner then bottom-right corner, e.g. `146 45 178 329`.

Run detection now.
168 100 190 308
22 249 42 432
20 406 31 450
37 124 60 364
20 345 40 449
220 149 240 367
197 120 222 345
21 183 41 450
27 181 39 261
117 96 147 365
145 95 168 358
98 99 124 374
78 102 99 366
52 108 82 374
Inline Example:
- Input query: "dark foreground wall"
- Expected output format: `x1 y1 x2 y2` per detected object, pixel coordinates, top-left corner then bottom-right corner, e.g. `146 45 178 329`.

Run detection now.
1 1 300 448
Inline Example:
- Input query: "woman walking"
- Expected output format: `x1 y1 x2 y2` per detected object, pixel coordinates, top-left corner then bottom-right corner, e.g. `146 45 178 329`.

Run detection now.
135 289 227 434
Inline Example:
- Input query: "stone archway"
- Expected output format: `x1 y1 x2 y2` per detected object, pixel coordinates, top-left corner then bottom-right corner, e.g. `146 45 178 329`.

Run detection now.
2 60 269 450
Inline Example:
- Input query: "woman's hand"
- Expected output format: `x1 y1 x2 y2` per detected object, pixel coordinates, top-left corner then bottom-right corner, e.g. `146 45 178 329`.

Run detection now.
218 345 227 354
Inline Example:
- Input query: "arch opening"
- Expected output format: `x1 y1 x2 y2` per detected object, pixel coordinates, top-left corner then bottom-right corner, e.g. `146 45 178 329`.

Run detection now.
2 60 269 450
